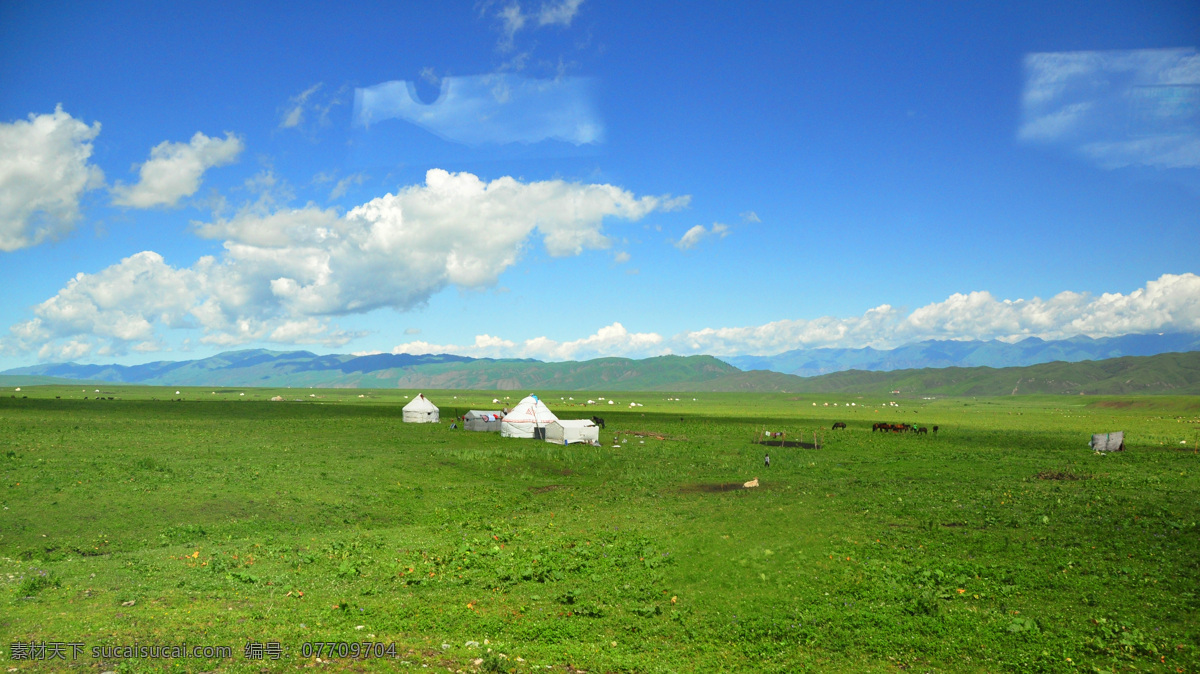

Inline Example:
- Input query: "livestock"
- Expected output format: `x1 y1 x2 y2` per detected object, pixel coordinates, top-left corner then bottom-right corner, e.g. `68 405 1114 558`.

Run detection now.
591 416 606 429
916 427 928 435
933 426 939 435
832 422 847 430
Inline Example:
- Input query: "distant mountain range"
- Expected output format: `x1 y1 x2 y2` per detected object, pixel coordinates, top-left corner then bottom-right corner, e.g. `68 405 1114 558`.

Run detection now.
1 349 754 391
3 340 1200 396
722 333 1200 376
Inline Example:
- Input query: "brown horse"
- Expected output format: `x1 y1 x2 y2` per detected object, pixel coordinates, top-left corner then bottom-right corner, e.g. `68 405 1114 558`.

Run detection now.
832 422 847 430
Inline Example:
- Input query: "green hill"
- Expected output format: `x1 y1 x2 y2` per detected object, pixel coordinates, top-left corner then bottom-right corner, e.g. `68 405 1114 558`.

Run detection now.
786 351 1200 396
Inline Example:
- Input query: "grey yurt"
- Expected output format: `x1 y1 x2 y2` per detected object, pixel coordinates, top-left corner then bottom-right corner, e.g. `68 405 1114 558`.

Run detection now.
464 410 504 432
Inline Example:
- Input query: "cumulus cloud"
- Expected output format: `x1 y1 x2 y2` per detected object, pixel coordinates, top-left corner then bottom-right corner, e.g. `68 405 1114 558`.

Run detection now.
6 169 682 358
1019 48 1200 168
389 322 663 361
675 222 729 250
677 273 1200 355
0 105 104 251
385 274 1200 361
110 132 243 208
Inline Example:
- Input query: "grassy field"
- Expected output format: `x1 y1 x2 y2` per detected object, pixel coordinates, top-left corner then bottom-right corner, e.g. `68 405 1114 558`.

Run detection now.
2 386 1198 672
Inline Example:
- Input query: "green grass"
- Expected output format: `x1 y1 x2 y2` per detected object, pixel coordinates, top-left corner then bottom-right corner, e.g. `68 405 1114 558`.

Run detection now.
2 386 1198 672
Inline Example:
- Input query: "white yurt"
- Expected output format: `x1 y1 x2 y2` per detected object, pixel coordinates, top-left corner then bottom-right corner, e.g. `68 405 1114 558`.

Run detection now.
545 419 599 445
500 394 559 439
464 410 504 432
402 393 440 423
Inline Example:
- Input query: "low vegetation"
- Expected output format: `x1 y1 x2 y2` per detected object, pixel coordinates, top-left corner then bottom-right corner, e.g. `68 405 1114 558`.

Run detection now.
2 387 1198 672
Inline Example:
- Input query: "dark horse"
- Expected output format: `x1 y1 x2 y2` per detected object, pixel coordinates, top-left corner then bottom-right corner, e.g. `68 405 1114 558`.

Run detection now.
591 416 606 429
832 422 847 430
932 425 939 435
916 427 928 434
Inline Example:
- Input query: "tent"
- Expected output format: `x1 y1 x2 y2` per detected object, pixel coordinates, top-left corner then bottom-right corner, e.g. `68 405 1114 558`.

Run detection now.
402 393 440 423
1090 431 1125 452
500 394 559 439
545 419 599 445
464 410 504 432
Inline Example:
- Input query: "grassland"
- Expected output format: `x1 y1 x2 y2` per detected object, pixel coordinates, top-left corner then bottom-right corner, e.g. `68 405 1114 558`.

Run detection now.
2 386 1198 672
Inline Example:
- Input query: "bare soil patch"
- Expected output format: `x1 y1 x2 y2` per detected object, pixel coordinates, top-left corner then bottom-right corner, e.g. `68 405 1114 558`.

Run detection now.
680 482 762 493
754 440 819 449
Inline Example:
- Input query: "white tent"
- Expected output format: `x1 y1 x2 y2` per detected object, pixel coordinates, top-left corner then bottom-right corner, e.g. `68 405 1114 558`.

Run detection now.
545 419 599 445
500 395 559 439
402 393 440 423
464 410 504 432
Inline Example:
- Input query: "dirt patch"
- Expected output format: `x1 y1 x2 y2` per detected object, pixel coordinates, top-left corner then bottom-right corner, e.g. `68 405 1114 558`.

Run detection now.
557 468 574 476
755 440 819 449
1036 470 1086 481
680 482 754 493
941 522 967 528
615 430 676 441
528 484 568 494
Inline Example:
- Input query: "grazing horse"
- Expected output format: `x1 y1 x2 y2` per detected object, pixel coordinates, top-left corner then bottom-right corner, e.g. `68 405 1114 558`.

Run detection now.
932 425 939 435
872 422 888 432
832 422 847 430
916 427 928 435
591 416 606 429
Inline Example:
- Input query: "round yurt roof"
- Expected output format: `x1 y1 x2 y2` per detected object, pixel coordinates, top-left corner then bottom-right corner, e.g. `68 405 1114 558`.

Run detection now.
502 394 558 425
402 393 439 412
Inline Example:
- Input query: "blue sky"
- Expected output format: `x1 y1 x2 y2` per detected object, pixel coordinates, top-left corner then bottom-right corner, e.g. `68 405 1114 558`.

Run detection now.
1 0 1198 369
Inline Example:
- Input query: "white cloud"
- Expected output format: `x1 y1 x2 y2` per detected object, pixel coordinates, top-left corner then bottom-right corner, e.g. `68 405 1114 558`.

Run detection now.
1019 48 1200 168
388 274 1200 361
675 222 729 250
111 132 243 208
613 251 630 264
329 173 367 200
538 0 584 27
492 0 582 51
0 105 104 252
355 74 604 145
280 83 323 129
740 210 761 223
678 273 1200 355
389 322 663 361
7 169 682 358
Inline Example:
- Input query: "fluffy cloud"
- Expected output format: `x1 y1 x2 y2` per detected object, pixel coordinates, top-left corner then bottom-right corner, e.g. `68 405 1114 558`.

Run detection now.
111 132 243 208
1019 48 1200 168
675 222 728 250
389 322 663 361
8 169 682 357
678 273 1200 355
383 274 1200 361
0 105 104 251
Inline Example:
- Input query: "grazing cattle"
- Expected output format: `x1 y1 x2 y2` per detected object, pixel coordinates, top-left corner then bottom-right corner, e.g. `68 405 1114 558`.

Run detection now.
591 416 606 429
916 427 928 435
832 422 847 430
932 425 939 435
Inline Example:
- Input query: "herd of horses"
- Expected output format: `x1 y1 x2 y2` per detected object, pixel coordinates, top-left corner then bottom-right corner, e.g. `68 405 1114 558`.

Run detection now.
829 421 939 435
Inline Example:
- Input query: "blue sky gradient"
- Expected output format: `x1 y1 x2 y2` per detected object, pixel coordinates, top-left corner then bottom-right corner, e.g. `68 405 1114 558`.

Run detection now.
1 1 1198 368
